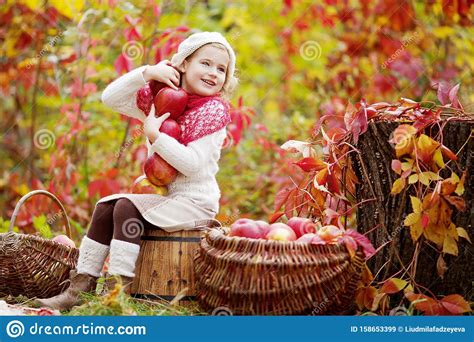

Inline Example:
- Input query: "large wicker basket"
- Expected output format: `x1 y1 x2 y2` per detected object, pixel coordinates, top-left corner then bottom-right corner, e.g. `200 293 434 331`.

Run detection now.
194 227 365 315
0 190 79 299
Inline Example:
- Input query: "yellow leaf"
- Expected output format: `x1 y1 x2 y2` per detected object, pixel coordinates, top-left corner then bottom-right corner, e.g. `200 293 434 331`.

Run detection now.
408 174 418 184
391 177 406 195
401 159 414 171
433 148 445 168
50 0 84 20
410 196 422 213
456 227 472 243
410 220 423 241
404 212 420 226
23 0 43 10
442 236 458 256
418 172 429 186
416 134 440 163
455 173 465 196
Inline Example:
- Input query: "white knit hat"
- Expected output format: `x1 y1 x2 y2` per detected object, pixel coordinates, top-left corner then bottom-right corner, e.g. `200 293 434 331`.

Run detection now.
170 31 236 89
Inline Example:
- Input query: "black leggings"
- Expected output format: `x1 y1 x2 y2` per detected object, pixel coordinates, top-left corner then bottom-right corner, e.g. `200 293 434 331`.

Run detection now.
86 198 157 246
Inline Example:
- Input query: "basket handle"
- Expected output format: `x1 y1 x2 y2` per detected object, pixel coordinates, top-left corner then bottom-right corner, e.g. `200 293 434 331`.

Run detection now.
9 189 72 238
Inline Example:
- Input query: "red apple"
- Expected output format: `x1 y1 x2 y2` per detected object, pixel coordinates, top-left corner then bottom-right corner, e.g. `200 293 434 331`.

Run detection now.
265 223 297 242
286 217 317 238
318 225 343 242
131 175 168 195
154 87 188 119
296 233 317 243
149 80 166 97
254 220 271 236
229 219 266 239
159 119 181 140
52 235 76 248
144 153 178 186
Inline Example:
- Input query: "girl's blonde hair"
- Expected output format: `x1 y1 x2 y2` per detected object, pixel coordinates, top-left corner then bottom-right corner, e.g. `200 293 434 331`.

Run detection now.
180 42 239 100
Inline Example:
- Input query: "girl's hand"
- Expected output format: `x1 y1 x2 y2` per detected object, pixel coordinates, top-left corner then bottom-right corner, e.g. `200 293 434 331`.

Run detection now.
144 105 171 143
143 60 180 90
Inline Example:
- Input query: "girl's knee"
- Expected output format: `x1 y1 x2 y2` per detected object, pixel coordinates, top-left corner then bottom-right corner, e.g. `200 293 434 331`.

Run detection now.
114 198 136 213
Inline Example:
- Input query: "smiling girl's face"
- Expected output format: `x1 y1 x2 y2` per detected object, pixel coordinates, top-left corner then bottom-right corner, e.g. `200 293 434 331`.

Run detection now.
178 44 230 96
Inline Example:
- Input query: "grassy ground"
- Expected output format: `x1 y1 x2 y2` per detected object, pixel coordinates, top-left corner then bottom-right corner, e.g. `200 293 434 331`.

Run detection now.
1 282 207 316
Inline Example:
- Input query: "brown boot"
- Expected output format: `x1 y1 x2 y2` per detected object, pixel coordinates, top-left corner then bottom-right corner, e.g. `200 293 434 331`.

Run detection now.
33 270 98 310
101 273 134 295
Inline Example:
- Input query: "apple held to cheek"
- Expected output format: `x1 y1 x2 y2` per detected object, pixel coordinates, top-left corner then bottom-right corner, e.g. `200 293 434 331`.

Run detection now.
144 153 178 186
229 219 266 239
286 217 317 238
154 87 188 119
265 223 297 242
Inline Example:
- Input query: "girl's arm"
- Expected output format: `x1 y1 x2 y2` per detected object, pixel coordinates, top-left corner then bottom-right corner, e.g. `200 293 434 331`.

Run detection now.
148 128 227 177
101 66 149 122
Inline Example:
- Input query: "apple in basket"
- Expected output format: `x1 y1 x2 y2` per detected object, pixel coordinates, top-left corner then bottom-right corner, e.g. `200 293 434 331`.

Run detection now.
154 87 188 120
318 225 344 242
265 223 297 242
144 154 178 187
229 219 267 239
286 217 317 238
52 235 76 248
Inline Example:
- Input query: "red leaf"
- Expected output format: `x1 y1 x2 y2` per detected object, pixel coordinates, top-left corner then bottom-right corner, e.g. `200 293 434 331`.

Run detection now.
274 187 292 212
294 157 326 172
114 53 132 75
345 229 376 258
440 294 471 315
405 292 449 315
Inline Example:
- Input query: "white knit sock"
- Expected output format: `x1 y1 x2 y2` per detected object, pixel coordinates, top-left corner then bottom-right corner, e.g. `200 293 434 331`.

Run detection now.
108 239 141 277
76 236 110 277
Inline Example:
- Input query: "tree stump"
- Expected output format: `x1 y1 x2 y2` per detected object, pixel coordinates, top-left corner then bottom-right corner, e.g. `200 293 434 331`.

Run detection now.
352 120 473 299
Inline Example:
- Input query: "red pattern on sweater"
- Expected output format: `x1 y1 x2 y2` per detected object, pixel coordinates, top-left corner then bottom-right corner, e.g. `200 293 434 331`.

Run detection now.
136 84 231 145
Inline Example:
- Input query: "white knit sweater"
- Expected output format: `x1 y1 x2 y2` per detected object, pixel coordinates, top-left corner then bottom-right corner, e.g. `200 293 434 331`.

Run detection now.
101 65 227 213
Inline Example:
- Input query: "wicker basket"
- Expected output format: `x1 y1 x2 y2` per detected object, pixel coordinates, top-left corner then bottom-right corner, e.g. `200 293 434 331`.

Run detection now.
194 227 365 315
0 190 79 299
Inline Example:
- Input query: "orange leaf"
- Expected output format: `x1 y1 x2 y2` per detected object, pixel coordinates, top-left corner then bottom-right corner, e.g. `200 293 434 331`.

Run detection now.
362 286 377 310
268 211 285 224
405 292 449 315
381 278 408 294
441 145 457 161
444 195 466 212
410 220 424 241
390 125 417 158
441 179 457 196
440 294 471 314
315 167 328 186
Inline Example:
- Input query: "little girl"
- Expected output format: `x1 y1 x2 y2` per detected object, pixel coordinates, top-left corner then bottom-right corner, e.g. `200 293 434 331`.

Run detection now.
35 31 237 310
